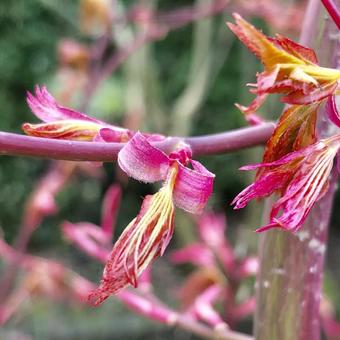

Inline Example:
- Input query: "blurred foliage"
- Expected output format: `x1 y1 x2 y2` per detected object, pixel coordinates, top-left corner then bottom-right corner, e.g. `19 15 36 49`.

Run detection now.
0 0 262 243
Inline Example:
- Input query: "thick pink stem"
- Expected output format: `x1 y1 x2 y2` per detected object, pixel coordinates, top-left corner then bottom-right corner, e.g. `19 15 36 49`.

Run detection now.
0 122 274 161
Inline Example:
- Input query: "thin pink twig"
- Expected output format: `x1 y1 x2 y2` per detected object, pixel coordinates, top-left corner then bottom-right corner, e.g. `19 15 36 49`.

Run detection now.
321 0 340 30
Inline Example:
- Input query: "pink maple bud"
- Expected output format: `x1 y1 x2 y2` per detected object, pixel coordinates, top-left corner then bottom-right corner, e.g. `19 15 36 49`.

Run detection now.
88 133 214 305
23 86 165 143
117 290 178 325
227 14 340 119
22 86 131 142
233 135 340 232
62 184 121 262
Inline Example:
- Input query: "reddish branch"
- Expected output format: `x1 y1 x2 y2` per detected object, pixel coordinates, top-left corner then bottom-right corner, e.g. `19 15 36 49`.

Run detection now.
0 122 274 161
321 0 340 30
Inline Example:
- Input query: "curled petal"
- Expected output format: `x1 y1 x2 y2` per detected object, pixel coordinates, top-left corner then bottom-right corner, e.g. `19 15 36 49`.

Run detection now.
88 183 175 305
118 132 170 183
326 95 340 128
173 160 214 214
27 85 101 123
22 120 102 141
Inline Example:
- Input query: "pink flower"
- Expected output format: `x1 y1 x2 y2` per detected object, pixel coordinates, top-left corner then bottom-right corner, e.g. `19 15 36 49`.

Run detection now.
233 135 340 232
22 86 163 142
88 133 214 305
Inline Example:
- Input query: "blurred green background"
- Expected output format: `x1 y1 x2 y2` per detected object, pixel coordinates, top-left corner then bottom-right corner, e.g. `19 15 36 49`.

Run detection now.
0 1 339 339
